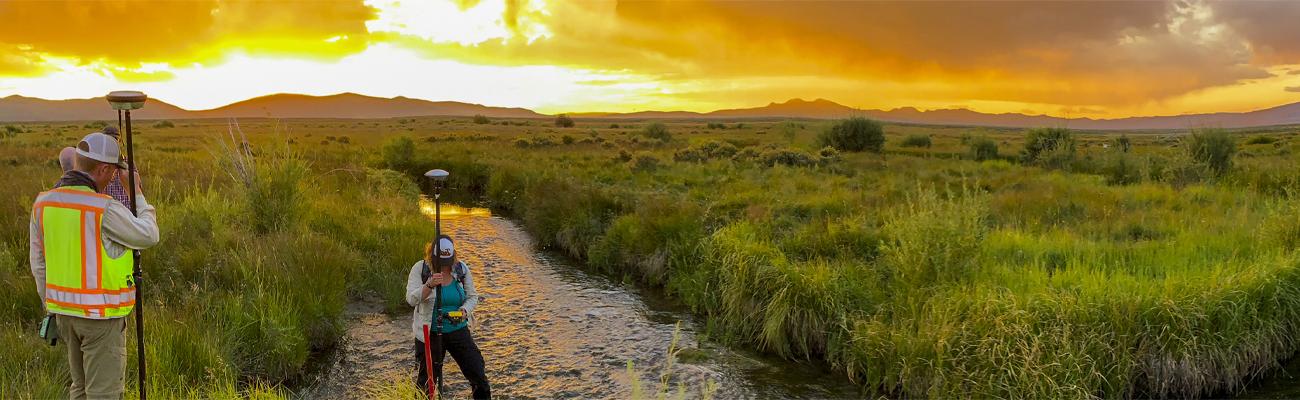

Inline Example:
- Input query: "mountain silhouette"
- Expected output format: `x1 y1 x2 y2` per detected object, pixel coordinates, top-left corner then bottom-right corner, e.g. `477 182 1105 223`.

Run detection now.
3 93 1298 130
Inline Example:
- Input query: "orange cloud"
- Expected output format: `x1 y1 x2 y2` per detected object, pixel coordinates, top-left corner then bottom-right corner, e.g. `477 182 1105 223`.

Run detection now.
384 1 1285 113
0 0 375 73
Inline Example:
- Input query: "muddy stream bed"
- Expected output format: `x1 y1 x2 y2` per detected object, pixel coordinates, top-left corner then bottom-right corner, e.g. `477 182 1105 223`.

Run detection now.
301 204 863 399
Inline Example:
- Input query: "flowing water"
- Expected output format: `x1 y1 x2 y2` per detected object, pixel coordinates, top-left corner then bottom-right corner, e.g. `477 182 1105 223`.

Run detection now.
304 202 863 399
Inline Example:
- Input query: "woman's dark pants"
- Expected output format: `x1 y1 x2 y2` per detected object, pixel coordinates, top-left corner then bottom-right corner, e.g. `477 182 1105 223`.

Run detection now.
414 327 490 399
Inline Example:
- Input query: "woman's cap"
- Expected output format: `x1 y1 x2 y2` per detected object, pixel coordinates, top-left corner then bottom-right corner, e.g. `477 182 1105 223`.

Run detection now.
435 236 455 267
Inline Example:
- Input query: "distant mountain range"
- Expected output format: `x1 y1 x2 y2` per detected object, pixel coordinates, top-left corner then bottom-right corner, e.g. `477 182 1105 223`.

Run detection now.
2 92 1298 130
0 93 543 122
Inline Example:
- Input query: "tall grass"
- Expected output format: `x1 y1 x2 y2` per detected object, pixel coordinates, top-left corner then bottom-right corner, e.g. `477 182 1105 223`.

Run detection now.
0 122 431 397
4 117 1298 397
406 128 1300 397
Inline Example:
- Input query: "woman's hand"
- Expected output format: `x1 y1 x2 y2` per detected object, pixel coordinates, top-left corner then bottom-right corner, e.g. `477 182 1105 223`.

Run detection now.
424 272 444 288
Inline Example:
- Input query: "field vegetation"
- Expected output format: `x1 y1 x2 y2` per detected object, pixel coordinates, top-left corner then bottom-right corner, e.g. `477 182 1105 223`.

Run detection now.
2 114 1299 397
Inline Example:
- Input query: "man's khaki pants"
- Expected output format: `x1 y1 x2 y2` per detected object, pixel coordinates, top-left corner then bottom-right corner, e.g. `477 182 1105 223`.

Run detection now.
56 315 126 400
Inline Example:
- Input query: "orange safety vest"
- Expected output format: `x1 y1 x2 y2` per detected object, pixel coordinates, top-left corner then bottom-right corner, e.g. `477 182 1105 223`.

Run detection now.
34 186 136 319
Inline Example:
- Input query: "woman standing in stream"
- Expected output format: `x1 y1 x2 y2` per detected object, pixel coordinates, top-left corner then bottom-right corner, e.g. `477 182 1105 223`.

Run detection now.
406 235 491 399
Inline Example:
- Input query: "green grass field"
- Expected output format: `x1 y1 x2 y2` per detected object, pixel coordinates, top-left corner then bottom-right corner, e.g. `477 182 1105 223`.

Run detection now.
2 116 1299 397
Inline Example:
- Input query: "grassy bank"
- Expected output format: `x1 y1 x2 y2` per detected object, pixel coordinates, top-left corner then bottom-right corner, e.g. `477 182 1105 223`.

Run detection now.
396 120 1300 397
0 121 432 397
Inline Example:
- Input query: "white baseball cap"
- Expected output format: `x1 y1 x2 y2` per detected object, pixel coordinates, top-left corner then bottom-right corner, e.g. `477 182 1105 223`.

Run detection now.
76 132 128 169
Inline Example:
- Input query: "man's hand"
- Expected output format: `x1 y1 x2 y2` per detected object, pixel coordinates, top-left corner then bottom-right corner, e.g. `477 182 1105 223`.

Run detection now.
119 169 143 194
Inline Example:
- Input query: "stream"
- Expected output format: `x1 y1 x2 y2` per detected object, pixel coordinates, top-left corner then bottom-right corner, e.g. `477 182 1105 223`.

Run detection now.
302 202 863 398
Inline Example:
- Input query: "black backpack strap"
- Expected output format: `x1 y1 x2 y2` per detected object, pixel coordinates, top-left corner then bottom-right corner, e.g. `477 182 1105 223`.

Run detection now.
452 261 467 284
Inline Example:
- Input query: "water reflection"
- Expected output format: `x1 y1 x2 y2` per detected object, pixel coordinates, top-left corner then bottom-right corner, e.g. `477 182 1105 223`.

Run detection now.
419 195 492 219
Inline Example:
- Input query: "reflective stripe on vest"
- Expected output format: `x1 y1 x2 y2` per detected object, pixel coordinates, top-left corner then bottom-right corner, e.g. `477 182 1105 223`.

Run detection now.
35 186 135 319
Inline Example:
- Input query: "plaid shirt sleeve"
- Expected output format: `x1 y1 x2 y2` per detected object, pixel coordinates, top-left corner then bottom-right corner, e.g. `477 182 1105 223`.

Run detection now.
106 175 131 206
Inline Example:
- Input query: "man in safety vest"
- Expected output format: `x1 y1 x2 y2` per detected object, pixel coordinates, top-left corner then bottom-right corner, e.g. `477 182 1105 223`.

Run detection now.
29 132 159 399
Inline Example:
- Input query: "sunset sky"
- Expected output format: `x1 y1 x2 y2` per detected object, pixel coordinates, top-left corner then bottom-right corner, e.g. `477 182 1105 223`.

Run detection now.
1 0 1299 117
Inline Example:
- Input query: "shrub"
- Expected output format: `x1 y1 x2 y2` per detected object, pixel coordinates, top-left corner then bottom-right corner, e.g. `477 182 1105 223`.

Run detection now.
969 137 999 161
1102 152 1143 185
379 136 415 172
1245 135 1276 145
513 138 531 148
555 114 575 128
673 148 707 163
1110 135 1132 152
674 141 739 163
530 136 557 147
562 135 575 145
473 114 490 124
1 125 19 138
817 117 884 153
817 146 840 162
630 153 661 172
1021 127 1075 168
759 148 818 167
706 122 726 130
900 134 932 148
337 136 351 144
1184 128 1236 176
610 123 620 129
153 120 175 129
732 147 761 162
615 149 633 163
642 122 671 142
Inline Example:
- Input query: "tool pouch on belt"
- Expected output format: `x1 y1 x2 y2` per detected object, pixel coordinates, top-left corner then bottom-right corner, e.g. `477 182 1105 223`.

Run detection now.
39 314 58 346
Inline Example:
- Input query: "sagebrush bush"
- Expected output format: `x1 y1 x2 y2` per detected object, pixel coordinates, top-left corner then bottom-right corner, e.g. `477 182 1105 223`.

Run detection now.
630 153 662 172
969 137 999 161
379 135 415 173
1110 135 1133 152
1246 135 1276 145
472 114 490 124
1185 128 1237 177
817 117 884 153
642 122 671 142
1021 127 1075 168
900 134 932 148
555 114 575 128
758 147 818 167
674 140 739 163
1102 152 1143 185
